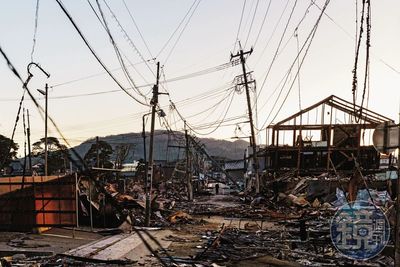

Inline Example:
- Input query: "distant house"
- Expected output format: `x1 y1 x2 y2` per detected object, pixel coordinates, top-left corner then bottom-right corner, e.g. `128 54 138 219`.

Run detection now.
224 160 246 183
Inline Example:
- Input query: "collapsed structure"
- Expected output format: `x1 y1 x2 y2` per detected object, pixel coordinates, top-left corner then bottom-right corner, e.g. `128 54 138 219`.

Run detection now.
258 95 393 176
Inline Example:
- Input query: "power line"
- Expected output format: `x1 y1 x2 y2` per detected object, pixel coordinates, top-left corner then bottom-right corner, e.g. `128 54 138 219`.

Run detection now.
1 79 232 126
30 0 40 61
171 91 237 136
23 85 232 137
257 0 298 98
93 0 150 103
102 0 156 80
0 46 24 82
162 60 236 83
352 0 371 122
0 89 26 169
163 0 201 65
252 0 273 49
351 0 367 116
244 0 260 48
252 0 290 68
233 0 247 52
156 0 197 58
55 0 149 106
49 60 146 88
49 59 233 91
276 0 314 57
121 0 154 60
182 88 234 122
186 115 246 131
258 0 331 132
311 0 400 76
295 29 301 110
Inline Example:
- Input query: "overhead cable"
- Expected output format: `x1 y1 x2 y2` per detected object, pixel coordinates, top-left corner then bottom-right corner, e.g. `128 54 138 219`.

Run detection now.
244 0 260 48
163 0 201 65
156 0 198 58
30 0 40 61
311 1 400 76
55 0 149 106
252 0 273 49
258 0 331 132
253 0 290 68
102 0 156 80
233 0 247 52
257 0 298 98
121 0 154 60
94 0 150 102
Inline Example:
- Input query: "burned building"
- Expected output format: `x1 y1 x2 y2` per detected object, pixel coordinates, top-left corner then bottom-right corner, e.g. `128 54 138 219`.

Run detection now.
261 95 393 176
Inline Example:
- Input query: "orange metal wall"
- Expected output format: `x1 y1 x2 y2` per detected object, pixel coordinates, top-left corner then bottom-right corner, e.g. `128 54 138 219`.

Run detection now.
0 175 76 231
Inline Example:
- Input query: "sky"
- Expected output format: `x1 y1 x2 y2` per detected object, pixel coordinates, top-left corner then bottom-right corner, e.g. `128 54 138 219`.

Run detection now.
1 0 399 157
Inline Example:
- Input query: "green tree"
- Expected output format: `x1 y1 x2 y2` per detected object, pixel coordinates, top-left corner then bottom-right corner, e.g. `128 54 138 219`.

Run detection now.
84 140 113 168
32 137 69 174
0 134 19 169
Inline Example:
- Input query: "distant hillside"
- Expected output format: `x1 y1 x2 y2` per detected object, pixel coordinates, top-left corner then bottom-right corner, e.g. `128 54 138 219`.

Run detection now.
71 130 249 163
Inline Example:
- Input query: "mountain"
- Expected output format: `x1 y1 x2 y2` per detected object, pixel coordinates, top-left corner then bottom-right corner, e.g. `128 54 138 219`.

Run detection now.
71 130 249 163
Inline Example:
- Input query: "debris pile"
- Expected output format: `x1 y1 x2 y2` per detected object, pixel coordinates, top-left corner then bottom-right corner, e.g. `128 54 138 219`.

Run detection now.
193 223 394 267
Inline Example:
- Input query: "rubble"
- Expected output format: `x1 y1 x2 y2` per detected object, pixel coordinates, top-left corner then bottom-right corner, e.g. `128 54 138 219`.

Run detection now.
191 223 394 267
0 159 396 266
168 211 193 224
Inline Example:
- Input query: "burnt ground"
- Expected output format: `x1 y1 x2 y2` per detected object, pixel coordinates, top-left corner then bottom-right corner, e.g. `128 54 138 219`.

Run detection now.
0 194 395 266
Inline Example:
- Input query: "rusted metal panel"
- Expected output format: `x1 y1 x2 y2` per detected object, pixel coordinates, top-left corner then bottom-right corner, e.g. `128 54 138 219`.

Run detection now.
0 174 76 231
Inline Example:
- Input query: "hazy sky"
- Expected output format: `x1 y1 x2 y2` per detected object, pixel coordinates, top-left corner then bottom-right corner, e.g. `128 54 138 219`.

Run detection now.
1 0 399 156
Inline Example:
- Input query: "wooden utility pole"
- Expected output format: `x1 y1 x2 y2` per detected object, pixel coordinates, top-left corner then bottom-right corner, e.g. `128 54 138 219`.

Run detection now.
44 84 48 177
185 125 193 201
96 136 100 168
231 47 260 193
145 62 160 227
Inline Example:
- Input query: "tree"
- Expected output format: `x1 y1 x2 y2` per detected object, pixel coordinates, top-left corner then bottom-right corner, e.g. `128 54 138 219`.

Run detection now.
32 137 69 174
115 144 132 169
84 140 113 168
0 134 19 169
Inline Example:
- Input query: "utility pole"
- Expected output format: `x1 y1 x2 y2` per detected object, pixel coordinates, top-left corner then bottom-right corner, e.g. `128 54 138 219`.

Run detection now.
96 136 100 168
185 124 193 201
26 109 32 172
44 84 48 177
145 62 160 227
231 47 260 193
142 114 148 188
37 84 48 177
395 110 400 265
